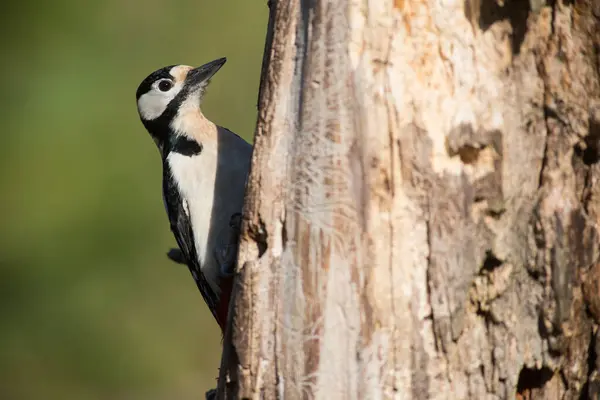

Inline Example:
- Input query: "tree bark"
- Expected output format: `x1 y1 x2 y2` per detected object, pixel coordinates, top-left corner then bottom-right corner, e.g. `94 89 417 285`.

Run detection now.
217 0 600 398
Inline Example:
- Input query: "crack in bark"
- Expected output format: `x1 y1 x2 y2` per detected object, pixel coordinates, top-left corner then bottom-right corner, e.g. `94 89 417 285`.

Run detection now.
385 94 399 395
296 0 312 132
536 72 550 190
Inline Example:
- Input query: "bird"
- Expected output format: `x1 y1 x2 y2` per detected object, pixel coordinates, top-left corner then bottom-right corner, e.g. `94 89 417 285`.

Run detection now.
135 57 252 333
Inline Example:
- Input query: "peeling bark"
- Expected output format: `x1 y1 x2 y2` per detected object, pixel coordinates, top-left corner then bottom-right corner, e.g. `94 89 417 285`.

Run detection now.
216 0 600 398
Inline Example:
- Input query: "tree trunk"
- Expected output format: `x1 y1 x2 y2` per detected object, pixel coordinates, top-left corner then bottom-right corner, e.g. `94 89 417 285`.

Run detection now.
217 0 600 398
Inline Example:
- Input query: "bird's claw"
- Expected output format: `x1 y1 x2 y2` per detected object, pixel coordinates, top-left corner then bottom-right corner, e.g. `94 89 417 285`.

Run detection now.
205 388 217 400
229 212 242 230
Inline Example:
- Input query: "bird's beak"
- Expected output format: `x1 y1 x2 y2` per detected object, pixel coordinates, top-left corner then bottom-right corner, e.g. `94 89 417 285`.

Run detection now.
187 57 227 87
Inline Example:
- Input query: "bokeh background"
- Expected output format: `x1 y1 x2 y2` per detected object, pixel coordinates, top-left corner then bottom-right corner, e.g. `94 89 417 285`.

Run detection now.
0 1 266 398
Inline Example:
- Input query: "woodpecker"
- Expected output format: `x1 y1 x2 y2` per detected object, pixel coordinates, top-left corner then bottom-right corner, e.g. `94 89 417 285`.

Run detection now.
135 58 251 332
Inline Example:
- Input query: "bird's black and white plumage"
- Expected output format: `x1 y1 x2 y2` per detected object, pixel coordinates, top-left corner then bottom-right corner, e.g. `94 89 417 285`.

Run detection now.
135 58 251 331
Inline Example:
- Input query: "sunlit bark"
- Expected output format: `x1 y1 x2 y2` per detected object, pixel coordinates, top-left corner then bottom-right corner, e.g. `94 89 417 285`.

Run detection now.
217 1 600 398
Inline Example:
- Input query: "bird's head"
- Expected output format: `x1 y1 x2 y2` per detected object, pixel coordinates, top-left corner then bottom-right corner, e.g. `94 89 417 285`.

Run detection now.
135 57 226 144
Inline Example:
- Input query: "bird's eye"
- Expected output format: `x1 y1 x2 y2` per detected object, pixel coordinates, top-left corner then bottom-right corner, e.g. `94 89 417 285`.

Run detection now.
158 80 173 92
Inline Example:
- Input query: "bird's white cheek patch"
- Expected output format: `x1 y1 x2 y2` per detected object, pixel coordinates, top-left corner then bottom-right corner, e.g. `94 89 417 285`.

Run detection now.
137 81 185 121
138 91 172 120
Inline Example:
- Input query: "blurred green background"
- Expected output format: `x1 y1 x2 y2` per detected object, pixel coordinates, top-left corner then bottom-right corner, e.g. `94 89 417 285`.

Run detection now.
0 1 265 398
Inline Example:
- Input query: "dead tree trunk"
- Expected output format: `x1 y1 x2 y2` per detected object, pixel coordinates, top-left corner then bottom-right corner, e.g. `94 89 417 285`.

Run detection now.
217 0 600 398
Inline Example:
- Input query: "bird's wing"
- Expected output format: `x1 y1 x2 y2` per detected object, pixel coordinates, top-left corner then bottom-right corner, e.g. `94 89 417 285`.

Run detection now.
213 212 242 276
162 164 220 321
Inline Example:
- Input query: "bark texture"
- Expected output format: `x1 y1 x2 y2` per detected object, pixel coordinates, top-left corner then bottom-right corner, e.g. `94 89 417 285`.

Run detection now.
217 0 600 398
